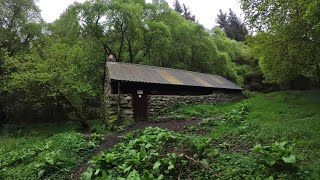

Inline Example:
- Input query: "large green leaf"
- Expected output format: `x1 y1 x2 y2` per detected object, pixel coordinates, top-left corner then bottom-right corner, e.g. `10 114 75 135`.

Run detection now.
282 155 296 163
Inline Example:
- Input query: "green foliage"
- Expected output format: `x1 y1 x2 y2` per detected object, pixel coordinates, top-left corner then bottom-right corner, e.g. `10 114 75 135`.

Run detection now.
90 123 109 135
223 102 249 126
77 0 245 83
166 90 320 178
253 142 297 168
0 128 105 179
182 117 218 135
106 115 134 131
242 90 258 99
0 0 42 56
35 150 67 178
164 102 237 121
87 133 105 148
107 115 118 131
241 0 320 86
216 9 248 42
82 127 215 179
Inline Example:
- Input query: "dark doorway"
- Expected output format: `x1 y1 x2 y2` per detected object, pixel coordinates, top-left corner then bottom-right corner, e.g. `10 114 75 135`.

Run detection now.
132 94 148 121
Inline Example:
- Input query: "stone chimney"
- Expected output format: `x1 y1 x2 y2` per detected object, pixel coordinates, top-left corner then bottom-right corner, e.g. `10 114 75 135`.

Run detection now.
107 54 115 62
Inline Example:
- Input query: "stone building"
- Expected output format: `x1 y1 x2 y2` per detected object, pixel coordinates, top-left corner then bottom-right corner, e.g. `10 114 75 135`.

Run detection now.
104 60 243 124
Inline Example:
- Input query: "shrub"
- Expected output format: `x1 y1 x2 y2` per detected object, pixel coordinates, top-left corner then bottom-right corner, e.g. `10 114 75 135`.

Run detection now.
223 102 249 126
253 141 297 170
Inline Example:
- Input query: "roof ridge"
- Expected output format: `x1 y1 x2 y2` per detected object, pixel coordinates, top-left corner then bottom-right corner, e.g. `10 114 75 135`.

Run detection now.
107 61 223 79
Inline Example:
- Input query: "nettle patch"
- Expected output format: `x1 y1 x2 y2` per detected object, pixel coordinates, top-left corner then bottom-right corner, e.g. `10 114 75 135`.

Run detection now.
81 127 217 179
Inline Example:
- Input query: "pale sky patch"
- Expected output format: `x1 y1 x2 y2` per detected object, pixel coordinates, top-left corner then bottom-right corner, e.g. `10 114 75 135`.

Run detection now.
37 0 243 29
37 0 86 22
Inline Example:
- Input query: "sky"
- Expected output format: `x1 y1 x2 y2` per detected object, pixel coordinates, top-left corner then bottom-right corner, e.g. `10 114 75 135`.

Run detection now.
37 0 243 29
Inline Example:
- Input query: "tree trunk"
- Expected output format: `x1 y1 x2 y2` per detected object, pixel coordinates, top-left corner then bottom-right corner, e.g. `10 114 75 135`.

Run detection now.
0 112 7 135
126 35 134 63
316 64 320 88
59 93 89 130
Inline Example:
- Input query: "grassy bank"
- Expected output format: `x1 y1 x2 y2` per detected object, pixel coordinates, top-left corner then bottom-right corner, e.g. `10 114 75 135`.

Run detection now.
0 120 106 179
177 90 320 178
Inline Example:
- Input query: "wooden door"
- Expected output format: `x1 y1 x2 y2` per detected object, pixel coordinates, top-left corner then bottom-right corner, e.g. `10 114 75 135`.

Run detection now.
132 94 148 121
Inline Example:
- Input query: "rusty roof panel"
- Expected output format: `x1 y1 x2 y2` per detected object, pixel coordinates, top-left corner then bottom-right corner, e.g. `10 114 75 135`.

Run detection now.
107 62 243 90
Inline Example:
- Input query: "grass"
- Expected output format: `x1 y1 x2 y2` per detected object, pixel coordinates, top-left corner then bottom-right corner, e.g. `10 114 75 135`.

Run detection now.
172 90 320 178
245 91 320 177
0 120 106 180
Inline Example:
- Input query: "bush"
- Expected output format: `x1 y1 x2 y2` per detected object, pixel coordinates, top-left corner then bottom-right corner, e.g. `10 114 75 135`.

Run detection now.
253 141 297 169
243 90 258 98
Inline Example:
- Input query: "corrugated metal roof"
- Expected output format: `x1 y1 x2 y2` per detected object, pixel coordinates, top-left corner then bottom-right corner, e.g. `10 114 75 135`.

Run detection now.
107 62 243 90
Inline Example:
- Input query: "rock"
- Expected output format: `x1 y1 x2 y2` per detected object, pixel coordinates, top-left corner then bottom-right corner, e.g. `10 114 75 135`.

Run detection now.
123 110 133 115
124 96 132 101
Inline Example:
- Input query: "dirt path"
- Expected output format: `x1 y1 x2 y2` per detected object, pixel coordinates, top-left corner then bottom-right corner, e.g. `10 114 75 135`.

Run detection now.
71 119 201 180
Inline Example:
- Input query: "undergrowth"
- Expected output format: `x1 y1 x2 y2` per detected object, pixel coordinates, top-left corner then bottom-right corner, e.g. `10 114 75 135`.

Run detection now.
82 127 305 180
0 121 106 180
82 127 216 180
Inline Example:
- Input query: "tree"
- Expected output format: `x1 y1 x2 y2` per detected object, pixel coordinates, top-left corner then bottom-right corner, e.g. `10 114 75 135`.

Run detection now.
0 0 42 55
0 0 43 132
216 10 228 31
78 0 148 63
173 0 183 14
241 0 320 86
216 9 248 41
2 39 97 129
173 0 195 22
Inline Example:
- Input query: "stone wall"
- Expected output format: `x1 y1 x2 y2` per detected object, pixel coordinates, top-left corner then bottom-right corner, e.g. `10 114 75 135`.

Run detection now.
148 91 243 120
105 91 242 124
107 94 134 125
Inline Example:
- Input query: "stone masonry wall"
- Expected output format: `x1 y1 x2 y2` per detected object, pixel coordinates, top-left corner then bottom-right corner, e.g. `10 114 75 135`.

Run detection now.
148 91 243 120
107 94 134 124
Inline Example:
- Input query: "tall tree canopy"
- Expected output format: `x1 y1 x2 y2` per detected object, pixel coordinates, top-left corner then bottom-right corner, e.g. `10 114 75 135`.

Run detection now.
216 9 248 42
0 0 42 55
0 0 43 130
241 0 320 86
